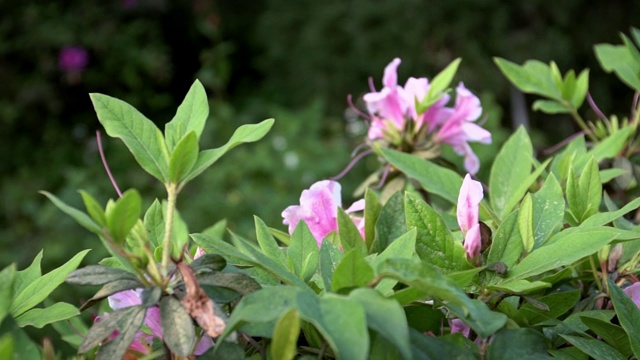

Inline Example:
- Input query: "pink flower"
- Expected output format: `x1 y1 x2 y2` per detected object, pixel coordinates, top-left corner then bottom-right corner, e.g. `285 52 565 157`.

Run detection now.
363 58 410 140
434 84 492 175
58 46 88 72
108 290 214 355
624 282 640 307
282 180 365 247
457 174 483 262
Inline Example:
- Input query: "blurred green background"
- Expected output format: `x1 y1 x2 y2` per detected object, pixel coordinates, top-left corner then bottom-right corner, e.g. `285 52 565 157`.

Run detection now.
0 0 638 348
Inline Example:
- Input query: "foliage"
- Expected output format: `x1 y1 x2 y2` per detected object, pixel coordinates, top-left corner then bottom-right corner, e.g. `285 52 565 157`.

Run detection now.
5 4 640 358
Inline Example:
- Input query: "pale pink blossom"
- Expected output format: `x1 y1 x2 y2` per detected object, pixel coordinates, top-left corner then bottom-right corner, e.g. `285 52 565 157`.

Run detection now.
457 174 484 261
624 282 640 307
282 180 365 247
363 58 409 139
108 290 214 355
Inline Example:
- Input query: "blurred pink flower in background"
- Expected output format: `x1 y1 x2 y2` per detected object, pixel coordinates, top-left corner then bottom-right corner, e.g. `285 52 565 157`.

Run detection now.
58 46 88 72
282 180 365 247
457 174 483 262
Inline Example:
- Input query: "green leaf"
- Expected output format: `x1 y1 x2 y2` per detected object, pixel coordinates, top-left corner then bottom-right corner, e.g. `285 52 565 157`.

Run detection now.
189 253 227 273
494 58 562 99
105 189 142 244
381 148 462 204
271 309 300 360
81 279 144 311
90 93 170 181
487 280 550 295
11 250 90 317
66 265 138 285
338 207 367 256
319 240 344 292
13 251 42 296
486 210 523 282
41 191 102 234
197 272 261 296
371 229 417 269
594 43 640 92
584 127 633 166
79 190 106 227
505 228 619 280
169 131 199 183
371 190 406 253
15 302 79 328
364 189 382 250
532 99 569 114
560 335 626 360
314 295 369 360
580 316 633 358
287 221 319 282
608 279 640 358
0 335 13 359
571 69 589 108
487 328 552 360
489 127 534 219
161 296 195 356
144 199 164 247
566 157 602 224
348 288 412 360
379 258 507 338
518 193 534 253
191 233 255 266
0 265 16 322
165 79 208 151
409 329 477 359
405 192 471 273
183 118 275 183
581 196 640 228
418 58 461 112
332 250 375 292
531 174 564 248
518 290 580 325
254 216 286 266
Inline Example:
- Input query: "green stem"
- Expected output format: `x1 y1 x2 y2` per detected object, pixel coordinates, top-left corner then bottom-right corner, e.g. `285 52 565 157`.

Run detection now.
161 182 178 274
568 105 598 142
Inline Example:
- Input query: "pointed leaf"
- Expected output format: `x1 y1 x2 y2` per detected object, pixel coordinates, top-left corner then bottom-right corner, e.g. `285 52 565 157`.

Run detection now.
332 249 375 292
531 175 564 248
381 148 462 204
486 210 522 282
490 127 534 219
15 302 80 328
161 296 195 356
494 58 562 98
66 265 138 285
319 240 343 291
41 191 102 234
183 119 274 183
364 188 382 250
271 309 300 360
144 199 164 247
338 207 367 256
371 190 406 253
560 335 626 360
518 193 534 253
79 190 106 226
169 131 199 183
405 192 470 273
0 265 16 322
105 189 142 244
608 279 640 357
11 250 90 317
90 93 169 181
165 79 208 150
255 216 286 265
287 221 319 282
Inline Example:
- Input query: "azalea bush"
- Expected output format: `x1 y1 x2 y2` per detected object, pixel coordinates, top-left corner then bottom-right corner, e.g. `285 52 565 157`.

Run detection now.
4 28 640 359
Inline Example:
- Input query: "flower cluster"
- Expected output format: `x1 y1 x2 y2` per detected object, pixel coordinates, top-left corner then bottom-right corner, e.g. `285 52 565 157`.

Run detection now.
363 58 491 174
282 180 364 247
